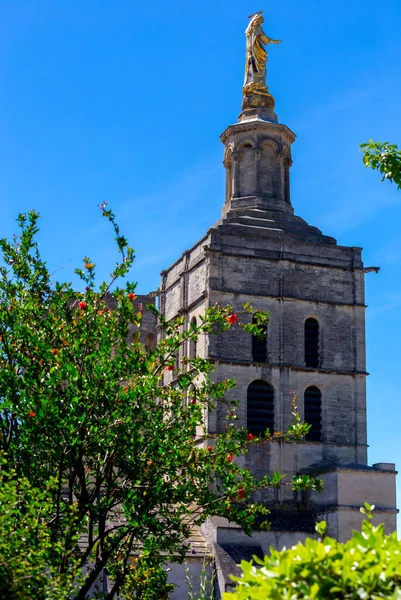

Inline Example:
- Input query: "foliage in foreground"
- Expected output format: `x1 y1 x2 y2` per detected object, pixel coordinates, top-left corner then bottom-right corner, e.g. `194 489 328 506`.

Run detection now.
0 458 80 600
224 504 401 600
0 206 321 599
361 139 401 189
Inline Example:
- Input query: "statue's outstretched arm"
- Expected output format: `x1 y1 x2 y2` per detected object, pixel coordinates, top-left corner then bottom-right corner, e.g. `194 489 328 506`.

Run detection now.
267 36 281 45
259 32 281 45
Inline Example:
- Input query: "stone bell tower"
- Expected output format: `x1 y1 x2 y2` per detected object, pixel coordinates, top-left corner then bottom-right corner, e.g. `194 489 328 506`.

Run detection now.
158 15 397 592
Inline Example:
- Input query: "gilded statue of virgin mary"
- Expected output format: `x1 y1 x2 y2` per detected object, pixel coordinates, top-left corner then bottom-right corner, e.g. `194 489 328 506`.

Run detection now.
243 12 281 97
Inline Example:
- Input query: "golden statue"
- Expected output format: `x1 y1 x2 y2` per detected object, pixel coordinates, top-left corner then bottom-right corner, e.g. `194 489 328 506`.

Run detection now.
243 12 281 99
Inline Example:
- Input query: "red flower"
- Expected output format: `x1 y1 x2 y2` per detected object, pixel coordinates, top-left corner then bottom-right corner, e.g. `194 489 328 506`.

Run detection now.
28 411 35 418
207 446 213 452
128 292 136 301
247 433 254 441
238 486 245 499
191 399 196 405
165 365 174 371
227 454 234 462
226 313 238 325
78 301 87 310
85 286 90 292
273 431 281 437
51 348 58 355
84 263 94 270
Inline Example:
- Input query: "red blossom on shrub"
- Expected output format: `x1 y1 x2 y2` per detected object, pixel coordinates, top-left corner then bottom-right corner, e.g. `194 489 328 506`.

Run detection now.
78 301 87 310
128 292 136 300
227 454 234 462
238 486 245 499
28 411 35 418
165 365 174 371
247 433 255 441
207 446 213 452
51 348 58 355
226 313 238 325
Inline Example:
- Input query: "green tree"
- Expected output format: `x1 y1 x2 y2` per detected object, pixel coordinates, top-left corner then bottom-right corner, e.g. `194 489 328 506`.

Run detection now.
0 457 80 599
0 206 321 599
361 140 401 189
223 504 401 600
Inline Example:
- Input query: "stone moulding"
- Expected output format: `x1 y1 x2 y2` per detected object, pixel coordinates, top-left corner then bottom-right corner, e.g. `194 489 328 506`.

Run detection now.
220 120 296 144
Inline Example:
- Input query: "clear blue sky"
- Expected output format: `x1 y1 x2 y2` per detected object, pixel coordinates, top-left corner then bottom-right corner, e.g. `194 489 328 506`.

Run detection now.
1 1 401 526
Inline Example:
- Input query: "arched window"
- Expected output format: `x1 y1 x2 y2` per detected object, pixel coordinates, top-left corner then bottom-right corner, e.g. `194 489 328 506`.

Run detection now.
304 318 320 368
247 380 274 437
252 314 267 363
189 317 197 359
304 386 322 441
145 332 156 351
238 143 255 197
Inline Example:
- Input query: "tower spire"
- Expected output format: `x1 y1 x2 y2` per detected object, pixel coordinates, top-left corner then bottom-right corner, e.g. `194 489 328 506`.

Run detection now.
220 15 293 215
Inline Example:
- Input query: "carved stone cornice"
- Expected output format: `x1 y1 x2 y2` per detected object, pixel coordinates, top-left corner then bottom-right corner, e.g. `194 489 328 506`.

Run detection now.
220 121 296 145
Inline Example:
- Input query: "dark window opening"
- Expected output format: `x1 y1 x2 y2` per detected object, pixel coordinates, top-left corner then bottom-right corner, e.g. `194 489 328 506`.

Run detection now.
252 314 267 363
247 380 274 437
189 317 197 359
304 386 322 441
305 318 319 368
145 332 156 351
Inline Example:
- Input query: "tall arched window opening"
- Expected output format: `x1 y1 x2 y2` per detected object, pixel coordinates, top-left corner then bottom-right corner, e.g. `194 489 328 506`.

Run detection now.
304 386 322 441
247 380 274 437
252 314 267 363
189 317 197 360
304 318 319 368
238 144 255 197
145 332 156 351
174 352 180 371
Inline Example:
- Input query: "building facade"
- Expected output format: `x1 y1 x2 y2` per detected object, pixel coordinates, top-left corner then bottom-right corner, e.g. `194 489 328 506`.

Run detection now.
138 20 397 596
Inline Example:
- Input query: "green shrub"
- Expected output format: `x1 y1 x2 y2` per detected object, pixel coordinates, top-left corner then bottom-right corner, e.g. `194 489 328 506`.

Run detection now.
224 504 401 599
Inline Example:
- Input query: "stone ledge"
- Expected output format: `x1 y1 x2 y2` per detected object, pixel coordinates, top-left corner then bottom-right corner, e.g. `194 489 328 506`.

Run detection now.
210 358 368 377
207 287 367 308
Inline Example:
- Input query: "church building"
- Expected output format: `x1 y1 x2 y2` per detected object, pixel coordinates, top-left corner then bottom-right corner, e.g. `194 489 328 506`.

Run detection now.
137 13 397 596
